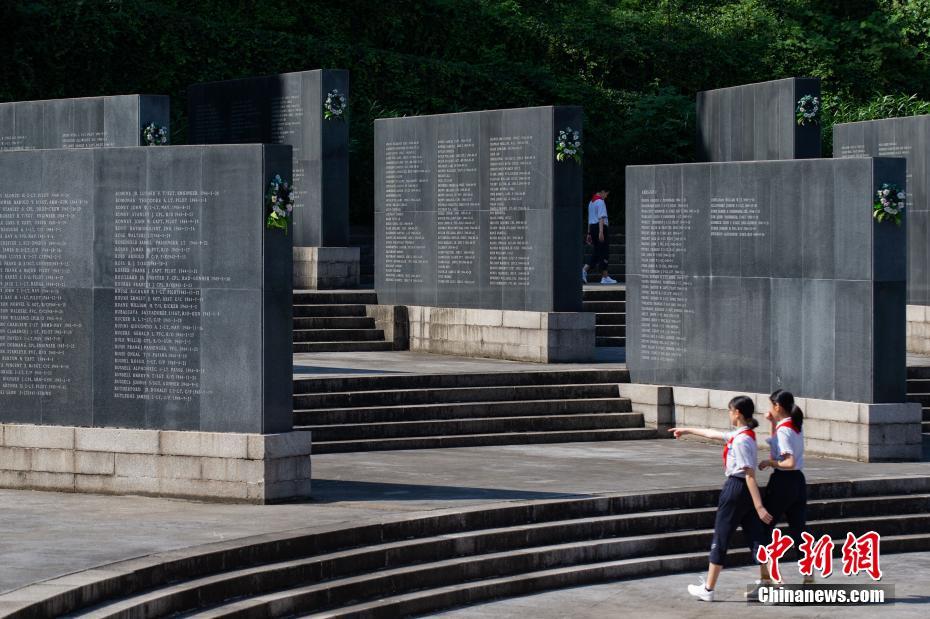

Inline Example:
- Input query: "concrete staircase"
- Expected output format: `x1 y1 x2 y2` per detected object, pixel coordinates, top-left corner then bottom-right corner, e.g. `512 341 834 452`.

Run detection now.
906 365 930 434
13 477 930 618
293 290 392 353
583 229 625 284
584 286 626 347
293 369 653 452
348 225 375 288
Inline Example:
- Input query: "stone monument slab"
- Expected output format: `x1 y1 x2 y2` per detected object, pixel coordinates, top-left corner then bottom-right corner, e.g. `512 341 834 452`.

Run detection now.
374 105 583 312
0 144 293 434
188 70 349 248
626 157 906 403
0 94 169 150
696 77 821 162
834 115 930 304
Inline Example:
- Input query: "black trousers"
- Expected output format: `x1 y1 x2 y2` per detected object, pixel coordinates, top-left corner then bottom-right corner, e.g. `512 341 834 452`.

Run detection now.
709 476 765 566
587 223 609 272
763 469 807 553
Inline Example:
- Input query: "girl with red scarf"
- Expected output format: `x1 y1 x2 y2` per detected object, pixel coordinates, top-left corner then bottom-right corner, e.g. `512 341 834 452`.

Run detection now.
669 395 773 602
757 389 811 586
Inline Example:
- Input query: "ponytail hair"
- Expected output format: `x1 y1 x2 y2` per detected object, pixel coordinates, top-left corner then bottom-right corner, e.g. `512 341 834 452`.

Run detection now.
770 389 804 431
728 395 758 429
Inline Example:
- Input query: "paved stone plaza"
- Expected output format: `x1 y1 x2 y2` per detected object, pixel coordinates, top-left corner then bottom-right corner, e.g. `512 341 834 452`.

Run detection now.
435 552 930 618
3 432 929 599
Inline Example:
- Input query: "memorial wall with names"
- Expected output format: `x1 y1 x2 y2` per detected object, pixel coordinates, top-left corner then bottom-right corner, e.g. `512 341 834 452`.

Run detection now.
697 77 821 162
188 69 349 247
0 144 293 433
0 94 169 151
626 158 906 403
374 106 583 312
834 115 930 306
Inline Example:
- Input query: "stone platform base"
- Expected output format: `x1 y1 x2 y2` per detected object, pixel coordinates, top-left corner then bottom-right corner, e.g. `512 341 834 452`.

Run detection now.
0 424 312 503
407 306 595 362
907 304 930 354
620 384 921 462
294 247 359 289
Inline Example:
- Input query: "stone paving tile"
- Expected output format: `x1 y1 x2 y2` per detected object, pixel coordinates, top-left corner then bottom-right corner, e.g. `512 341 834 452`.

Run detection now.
2 438 928 594
433 552 930 618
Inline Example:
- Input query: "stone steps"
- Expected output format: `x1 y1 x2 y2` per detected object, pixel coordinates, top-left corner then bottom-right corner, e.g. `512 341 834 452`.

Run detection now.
293 340 394 353
905 365 930 434
308 413 647 442
293 370 640 451
312 428 660 453
292 289 392 353
295 397 631 425
293 290 378 305
293 316 376 329
27 478 930 618
293 304 367 318
293 328 386 343
293 369 630 394
583 287 626 348
595 312 625 326
294 383 623 409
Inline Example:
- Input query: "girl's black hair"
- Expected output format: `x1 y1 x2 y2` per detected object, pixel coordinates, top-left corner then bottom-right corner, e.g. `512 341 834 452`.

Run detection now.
728 395 758 429
770 389 804 431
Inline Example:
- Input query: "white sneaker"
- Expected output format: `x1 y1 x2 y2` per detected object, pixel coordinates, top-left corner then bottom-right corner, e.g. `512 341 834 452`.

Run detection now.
582 268 588 284
600 276 617 285
687 582 715 602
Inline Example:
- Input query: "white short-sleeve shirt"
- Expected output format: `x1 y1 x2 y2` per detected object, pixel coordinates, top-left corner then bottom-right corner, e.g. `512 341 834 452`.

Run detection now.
724 426 757 478
588 198 608 225
767 420 805 471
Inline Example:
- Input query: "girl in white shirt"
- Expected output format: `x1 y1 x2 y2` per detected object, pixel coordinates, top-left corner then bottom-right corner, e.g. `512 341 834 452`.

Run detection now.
758 389 810 585
669 395 773 602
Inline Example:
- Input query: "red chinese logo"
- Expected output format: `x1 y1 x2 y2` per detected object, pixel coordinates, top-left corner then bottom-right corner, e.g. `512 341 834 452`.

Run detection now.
756 529 794 582
798 532 834 577
841 531 883 580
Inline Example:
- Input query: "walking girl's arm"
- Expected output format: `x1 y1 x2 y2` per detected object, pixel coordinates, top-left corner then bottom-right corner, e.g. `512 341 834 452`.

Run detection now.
744 468 774 524
761 453 796 470
668 427 726 441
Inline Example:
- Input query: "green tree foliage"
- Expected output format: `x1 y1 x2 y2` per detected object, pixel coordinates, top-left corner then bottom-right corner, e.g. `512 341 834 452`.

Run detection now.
2 0 930 224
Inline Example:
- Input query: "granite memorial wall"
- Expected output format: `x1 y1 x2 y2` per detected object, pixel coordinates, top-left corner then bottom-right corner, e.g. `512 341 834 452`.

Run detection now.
374 105 583 312
188 70 349 247
0 144 293 434
0 94 169 150
626 157 906 403
697 77 821 162
834 116 930 305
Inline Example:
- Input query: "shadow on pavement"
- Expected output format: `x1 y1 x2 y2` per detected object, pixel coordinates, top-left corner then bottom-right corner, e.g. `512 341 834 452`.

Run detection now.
308 479 588 503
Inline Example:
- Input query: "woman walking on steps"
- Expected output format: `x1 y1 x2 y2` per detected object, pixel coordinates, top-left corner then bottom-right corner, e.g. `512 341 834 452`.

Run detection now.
582 189 617 285
754 389 812 589
668 395 773 602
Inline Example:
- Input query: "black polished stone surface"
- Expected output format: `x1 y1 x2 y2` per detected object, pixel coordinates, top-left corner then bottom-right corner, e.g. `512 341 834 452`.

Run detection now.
0 145 293 433
0 94 169 150
374 106 583 312
188 69 349 247
697 78 821 162
626 157 905 403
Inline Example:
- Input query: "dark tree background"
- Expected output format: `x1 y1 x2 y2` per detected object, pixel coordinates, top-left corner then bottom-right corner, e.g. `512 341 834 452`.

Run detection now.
3 0 930 224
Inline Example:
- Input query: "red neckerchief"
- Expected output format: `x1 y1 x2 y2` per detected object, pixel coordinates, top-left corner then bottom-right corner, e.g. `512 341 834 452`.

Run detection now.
776 418 800 434
591 193 604 202
723 427 756 468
